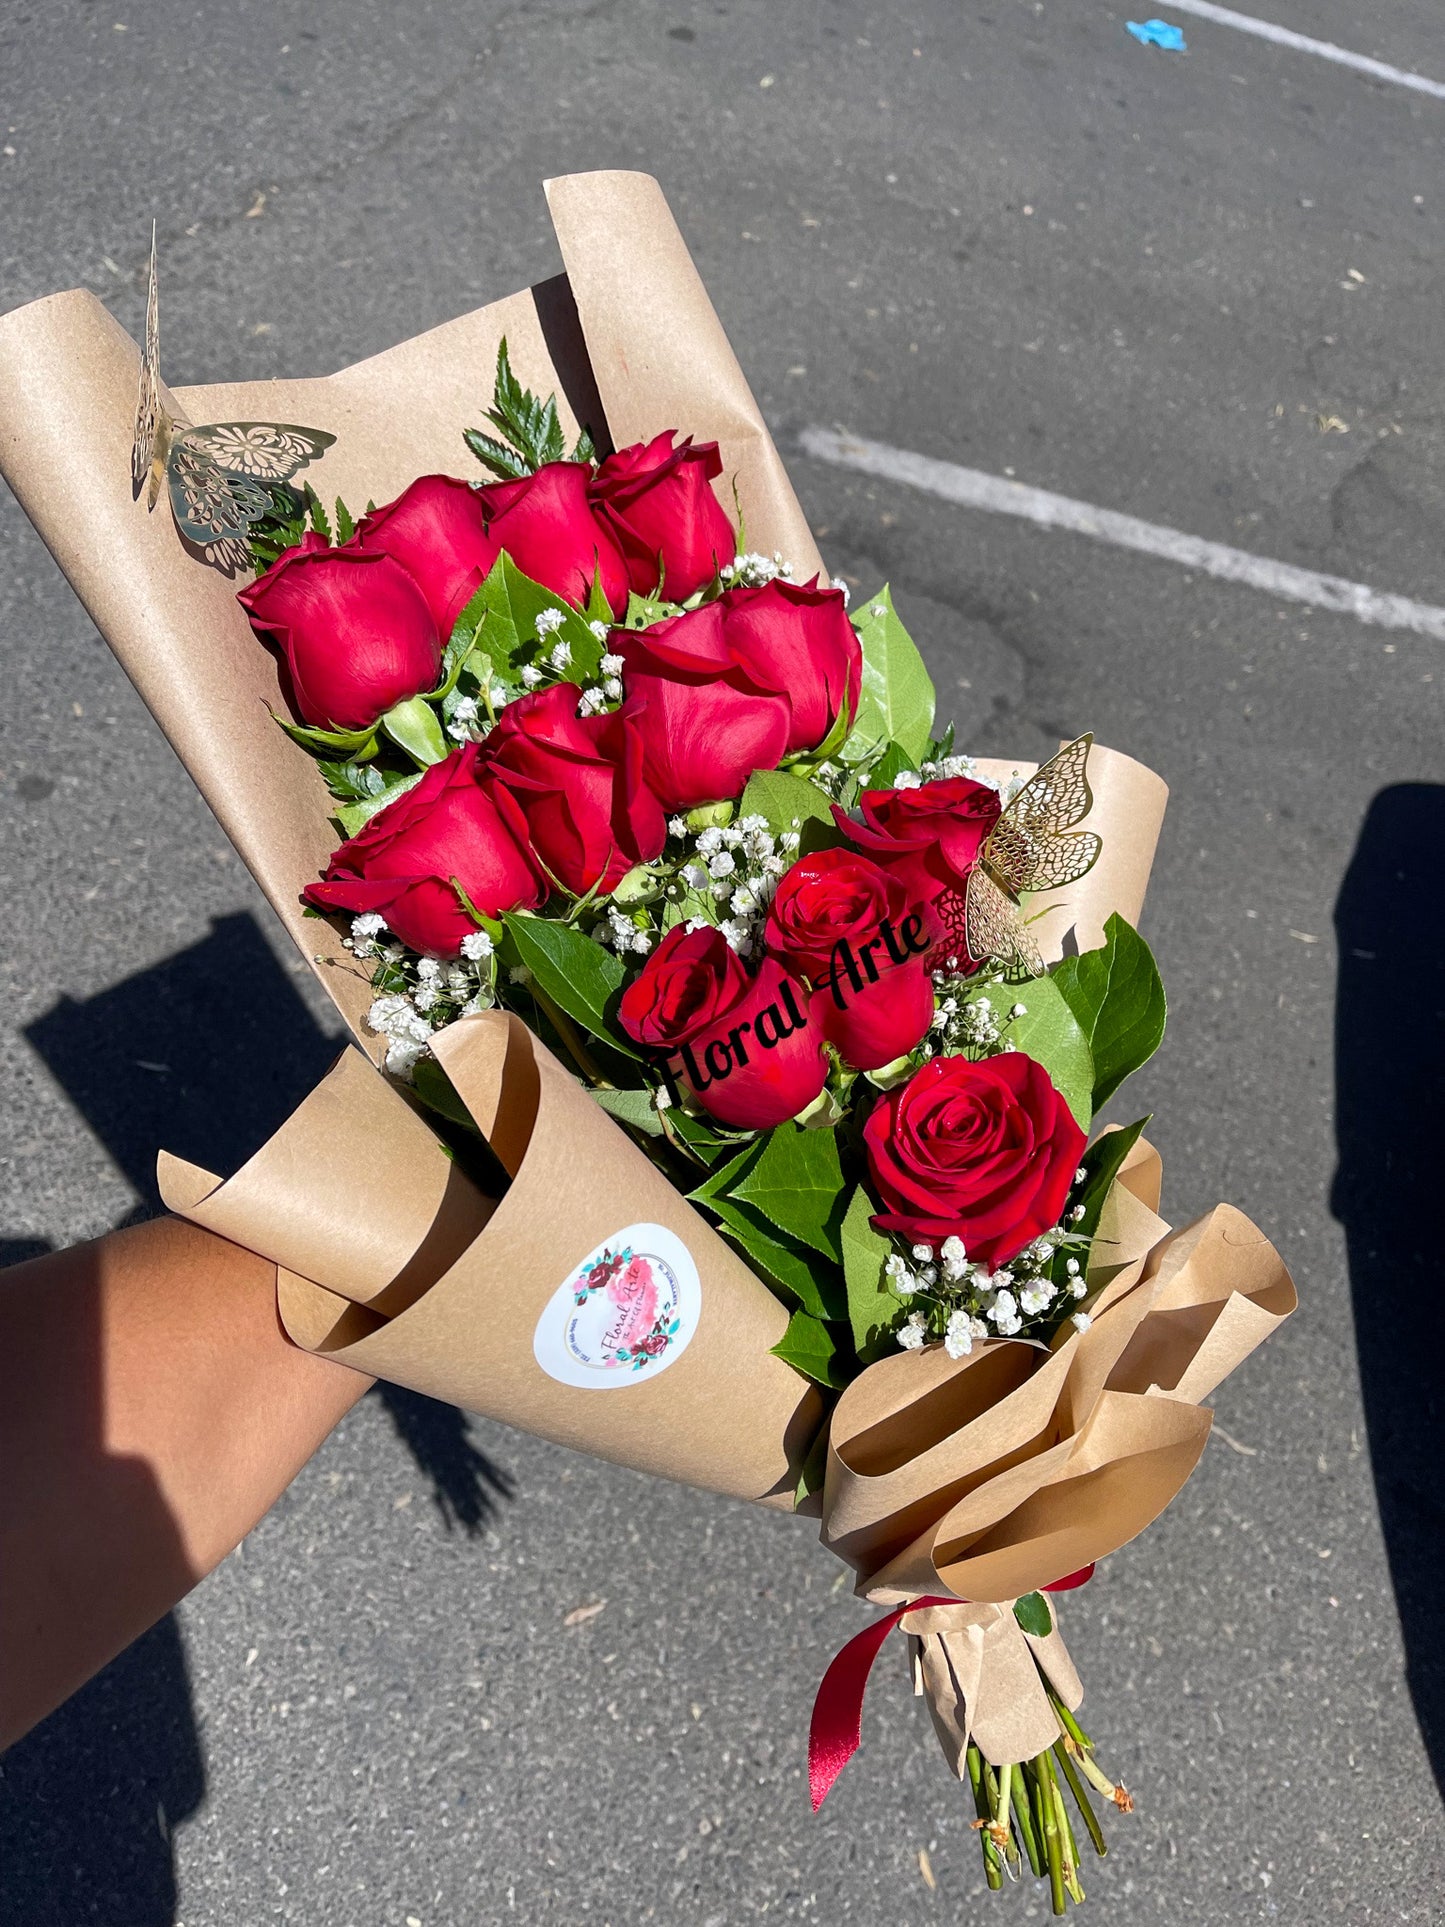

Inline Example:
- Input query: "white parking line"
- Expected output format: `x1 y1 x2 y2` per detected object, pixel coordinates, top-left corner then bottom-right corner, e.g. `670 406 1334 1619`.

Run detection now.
1164 0 1445 103
799 426 1445 641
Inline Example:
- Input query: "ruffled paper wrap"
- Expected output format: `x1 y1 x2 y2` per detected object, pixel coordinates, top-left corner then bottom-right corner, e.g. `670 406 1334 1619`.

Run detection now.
819 1137 1295 1764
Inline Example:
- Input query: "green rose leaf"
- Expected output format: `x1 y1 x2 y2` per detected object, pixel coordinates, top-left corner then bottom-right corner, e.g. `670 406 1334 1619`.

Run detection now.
771 1308 849 1390
738 767 845 855
591 1086 665 1137
1057 1116 1152 1299
840 584 936 766
332 769 424 837
964 977 1095 1131
1013 1592 1053 1637
471 552 605 686
731 1120 848 1262
710 1192 847 1322
1052 915 1168 1112
841 1184 900 1364
501 913 639 1058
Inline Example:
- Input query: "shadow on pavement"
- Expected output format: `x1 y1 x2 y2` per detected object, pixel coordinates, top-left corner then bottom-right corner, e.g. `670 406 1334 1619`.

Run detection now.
1332 783 1445 1793
3 912 513 1921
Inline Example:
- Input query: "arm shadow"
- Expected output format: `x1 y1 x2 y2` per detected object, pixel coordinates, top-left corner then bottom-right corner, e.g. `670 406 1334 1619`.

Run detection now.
1331 783 1445 1791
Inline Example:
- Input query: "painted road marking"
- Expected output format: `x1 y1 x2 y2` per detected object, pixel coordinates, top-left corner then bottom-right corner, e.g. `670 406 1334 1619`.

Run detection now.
799 426 1445 641
1163 0 1445 103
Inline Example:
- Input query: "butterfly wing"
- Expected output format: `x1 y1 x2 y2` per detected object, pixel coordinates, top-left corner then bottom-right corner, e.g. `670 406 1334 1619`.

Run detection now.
981 734 1102 897
181 422 336 484
131 222 165 504
965 864 1044 981
166 433 273 549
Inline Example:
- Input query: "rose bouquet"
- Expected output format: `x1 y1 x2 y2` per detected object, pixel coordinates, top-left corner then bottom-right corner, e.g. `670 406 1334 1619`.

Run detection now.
0 172 1294 1913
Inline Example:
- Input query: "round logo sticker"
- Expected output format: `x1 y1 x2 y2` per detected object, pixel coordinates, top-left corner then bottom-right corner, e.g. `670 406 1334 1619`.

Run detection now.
532 1224 702 1390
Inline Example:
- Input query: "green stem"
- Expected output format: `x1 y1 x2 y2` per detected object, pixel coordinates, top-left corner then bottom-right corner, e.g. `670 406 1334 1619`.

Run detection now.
967 1744 1004 1891
1049 1690 1094 1753
1054 1738 1108 1858
1038 1749 1067 1916
1049 1752 1084 1904
528 983 611 1088
1011 1760 1043 1876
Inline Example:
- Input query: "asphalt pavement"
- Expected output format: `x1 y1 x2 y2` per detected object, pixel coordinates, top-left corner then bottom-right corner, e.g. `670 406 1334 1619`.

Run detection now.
2 0 1444 1921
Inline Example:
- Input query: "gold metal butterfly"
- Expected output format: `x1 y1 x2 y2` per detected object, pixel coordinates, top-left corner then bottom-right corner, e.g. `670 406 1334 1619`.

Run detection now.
131 225 336 575
945 734 1103 979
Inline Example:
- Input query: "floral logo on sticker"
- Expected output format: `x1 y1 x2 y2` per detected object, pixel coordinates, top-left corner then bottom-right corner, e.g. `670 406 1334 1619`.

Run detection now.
534 1225 701 1390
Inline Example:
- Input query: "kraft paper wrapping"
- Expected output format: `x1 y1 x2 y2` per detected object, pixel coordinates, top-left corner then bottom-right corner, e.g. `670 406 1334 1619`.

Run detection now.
0 171 825 1049
160 1009 821 1506
808 1138 1293 1766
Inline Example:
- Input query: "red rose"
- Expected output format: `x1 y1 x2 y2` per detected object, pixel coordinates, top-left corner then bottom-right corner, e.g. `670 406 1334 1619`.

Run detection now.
834 776 1003 969
591 431 737 600
862 1052 1085 1268
474 461 630 615
720 581 862 756
305 743 543 957
356 474 499 638
614 582 861 811
763 849 934 1071
618 924 828 1131
238 536 441 732
481 682 666 897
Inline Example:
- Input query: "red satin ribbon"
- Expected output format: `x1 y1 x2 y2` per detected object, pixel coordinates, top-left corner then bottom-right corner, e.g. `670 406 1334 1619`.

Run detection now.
808 1565 1096 1811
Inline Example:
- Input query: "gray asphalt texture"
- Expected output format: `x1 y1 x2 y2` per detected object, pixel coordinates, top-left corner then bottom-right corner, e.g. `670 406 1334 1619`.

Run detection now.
2 1 1443 1921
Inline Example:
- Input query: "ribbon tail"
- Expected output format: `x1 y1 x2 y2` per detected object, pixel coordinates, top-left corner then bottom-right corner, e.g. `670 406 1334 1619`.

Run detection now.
808 1594 956 1811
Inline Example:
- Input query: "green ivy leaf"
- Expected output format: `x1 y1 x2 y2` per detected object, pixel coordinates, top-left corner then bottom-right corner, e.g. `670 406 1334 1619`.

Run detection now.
1051 915 1168 1111
501 913 639 1058
840 584 936 765
964 977 1095 1132
771 1308 849 1389
1013 1592 1053 1637
731 1121 847 1262
841 1185 899 1363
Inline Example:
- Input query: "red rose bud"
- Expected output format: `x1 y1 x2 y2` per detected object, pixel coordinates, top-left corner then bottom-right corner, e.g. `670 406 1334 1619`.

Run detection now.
474 461 630 615
238 540 441 733
834 775 1003 969
763 849 934 1071
356 474 500 638
591 430 737 600
618 923 828 1131
481 682 666 897
305 742 543 957
719 580 862 756
614 599 791 811
862 1052 1085 1269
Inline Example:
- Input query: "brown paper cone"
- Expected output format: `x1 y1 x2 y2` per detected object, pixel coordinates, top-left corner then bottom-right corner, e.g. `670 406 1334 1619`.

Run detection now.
159 1010 822 1506
819 1158 1295 1613
0 172 824 1052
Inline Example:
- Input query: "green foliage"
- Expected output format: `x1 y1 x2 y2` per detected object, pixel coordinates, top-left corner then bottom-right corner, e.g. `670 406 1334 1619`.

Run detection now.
870 740 918 788
730 1120 847 1262
411 1054 481 1135
501 913 639 1058
621 588 681 630
840 585 936 766
463 337 594 480
964 978 1095 1132
738 767 844 854
771 1309 849 1389
267 706 378 761
317 759 389 804
467 552 605 686
331 769 422 837
1052 916 1168 1111
591 1086 665 1137
841 1185 900 1364
1056 1116 1151 1295
1013 1592 1053 1637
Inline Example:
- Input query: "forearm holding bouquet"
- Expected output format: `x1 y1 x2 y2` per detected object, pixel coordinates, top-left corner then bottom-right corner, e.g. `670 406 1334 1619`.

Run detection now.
0 172 1293 1912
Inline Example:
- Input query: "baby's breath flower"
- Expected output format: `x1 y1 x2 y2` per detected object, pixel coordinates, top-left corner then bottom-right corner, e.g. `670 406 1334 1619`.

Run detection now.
897 1313 928 1351
460 930 493 961
600 651 625 674
520 663 543 688
535 606 566 636
592 623 613 646
548 639 572 670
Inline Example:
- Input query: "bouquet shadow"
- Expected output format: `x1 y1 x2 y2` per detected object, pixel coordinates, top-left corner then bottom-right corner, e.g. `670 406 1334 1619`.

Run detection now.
1332 782 1445 1794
